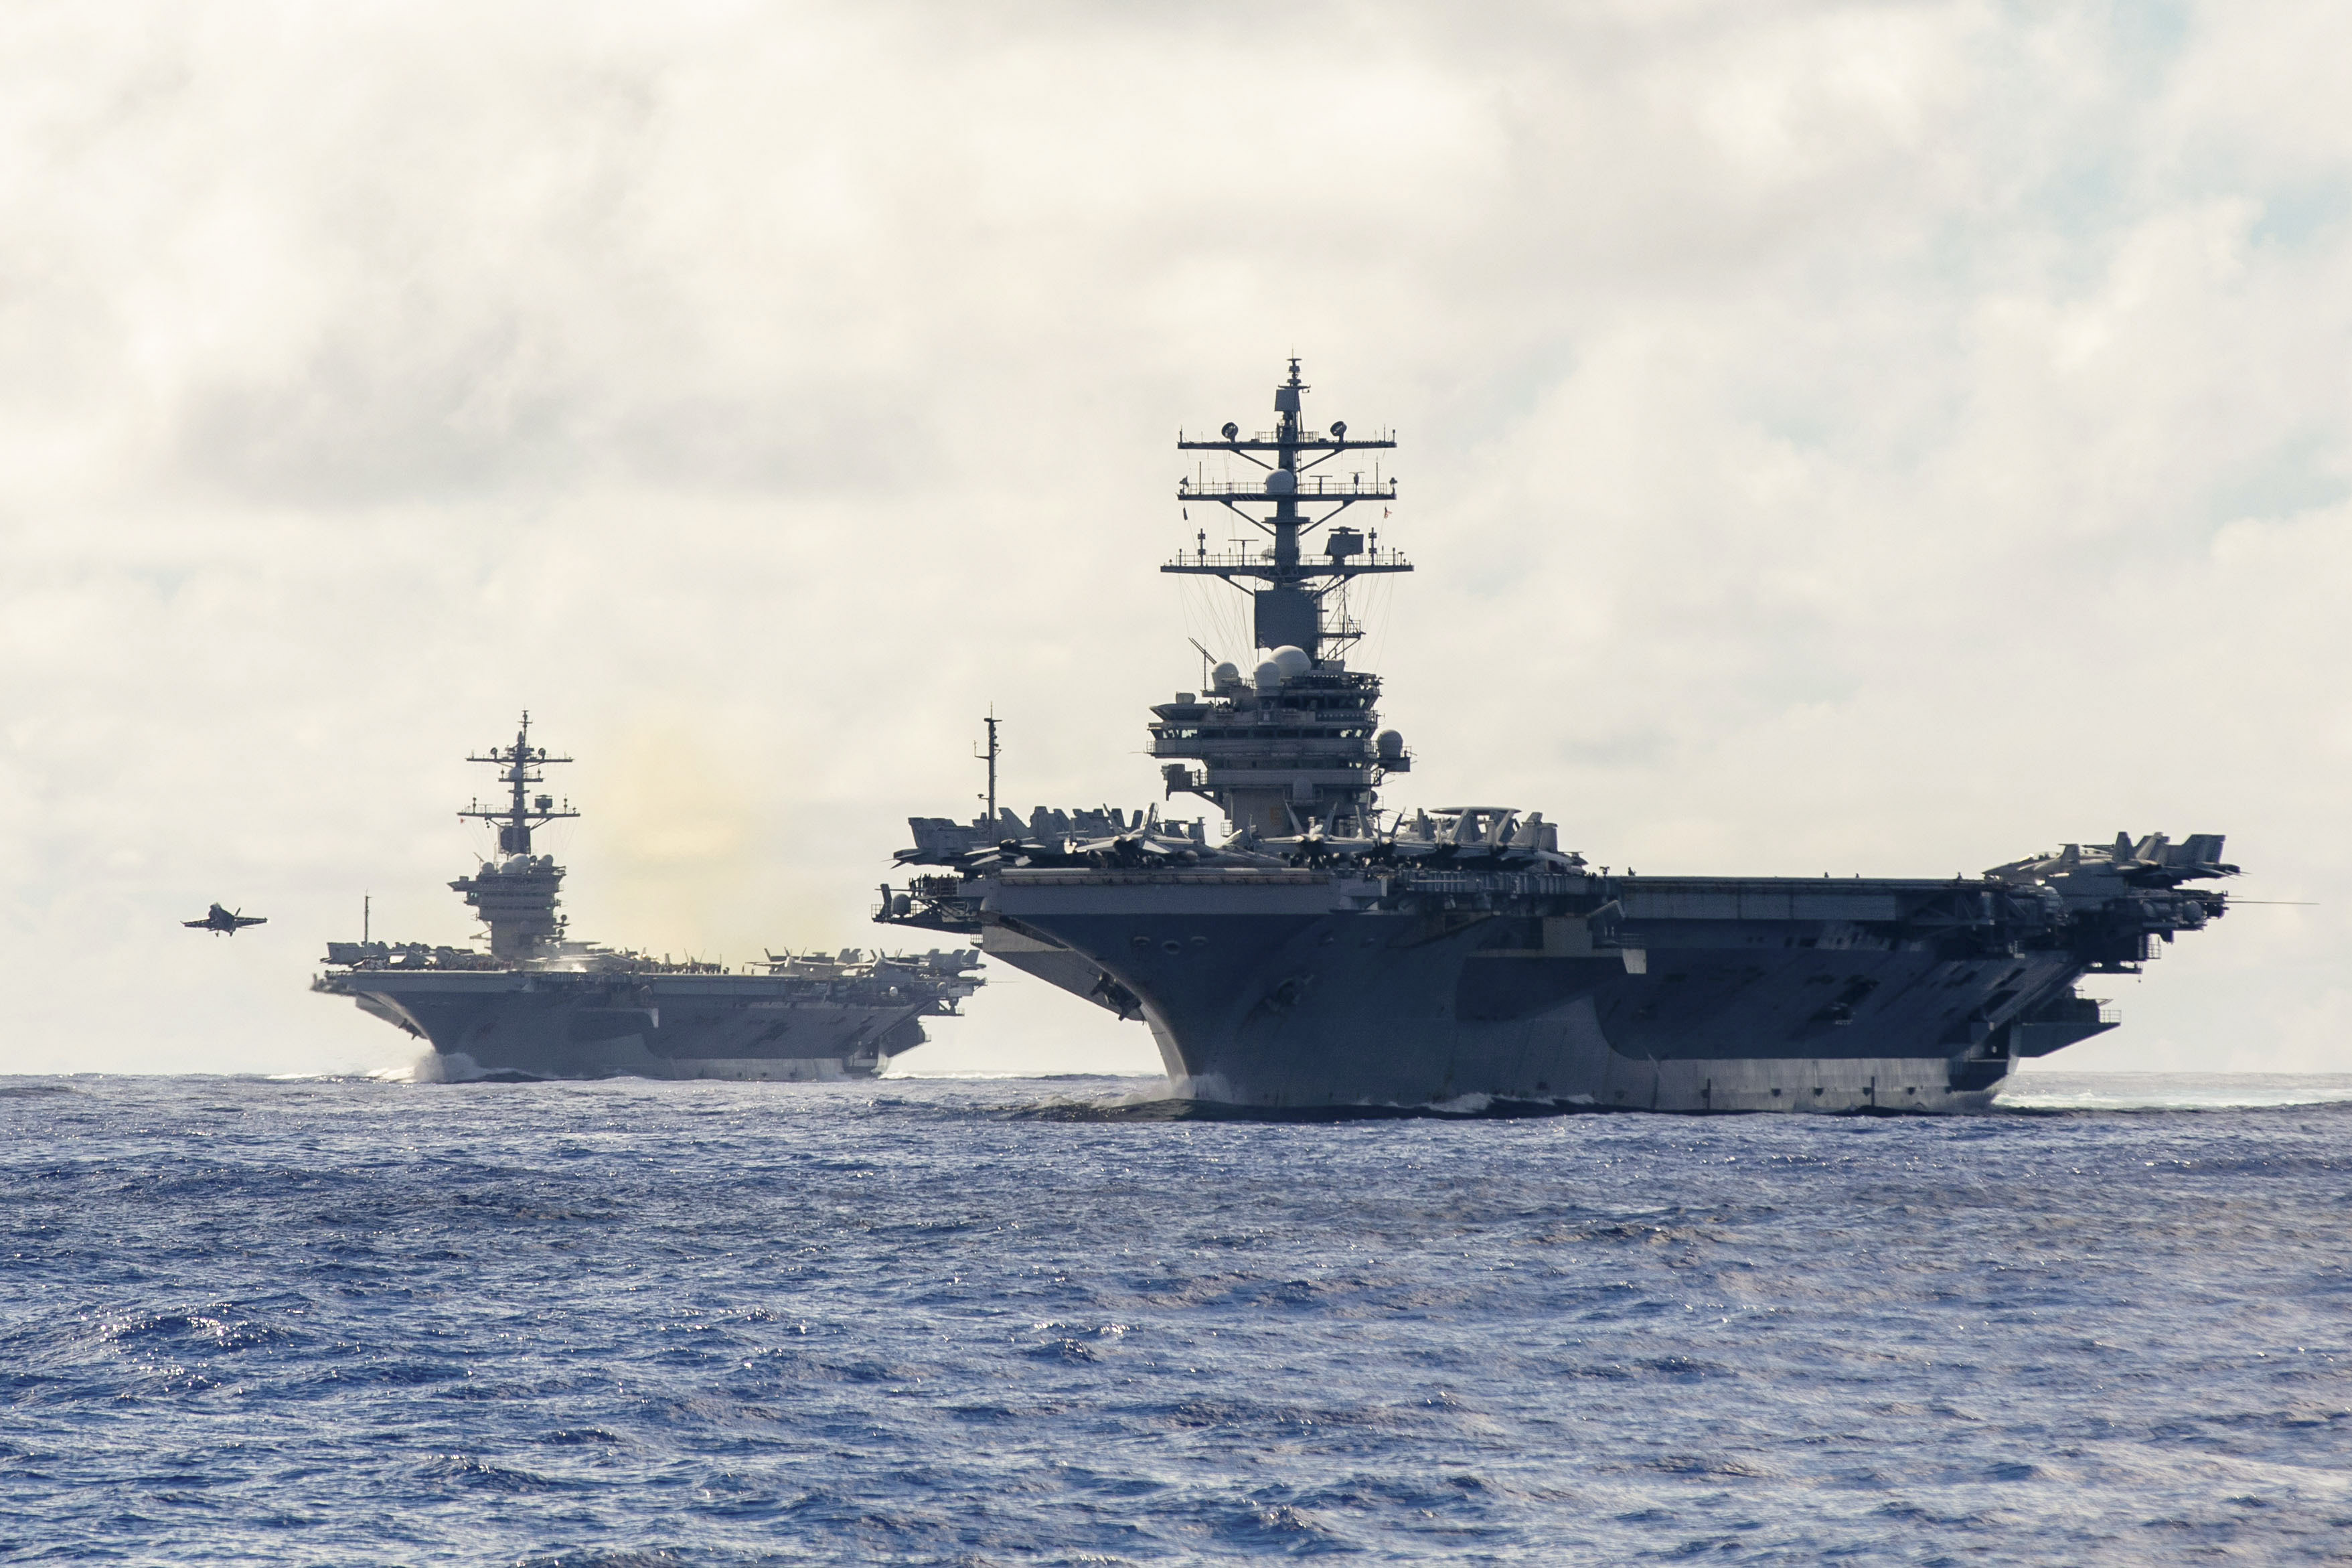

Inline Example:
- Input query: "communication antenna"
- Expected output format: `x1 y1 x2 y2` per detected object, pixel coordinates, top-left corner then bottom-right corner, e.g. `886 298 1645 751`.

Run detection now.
1168 357 1407 662
459 710 578 854
1187 637 1215 688
363 892 370 943
974 708 1000 826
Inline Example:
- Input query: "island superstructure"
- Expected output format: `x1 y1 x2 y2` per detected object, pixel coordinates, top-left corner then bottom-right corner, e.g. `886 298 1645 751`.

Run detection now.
319 715 980 1081
874 362 2234 1113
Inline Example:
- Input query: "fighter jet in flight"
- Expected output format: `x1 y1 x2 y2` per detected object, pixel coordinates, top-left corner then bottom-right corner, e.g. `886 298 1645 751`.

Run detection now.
184 903 267 935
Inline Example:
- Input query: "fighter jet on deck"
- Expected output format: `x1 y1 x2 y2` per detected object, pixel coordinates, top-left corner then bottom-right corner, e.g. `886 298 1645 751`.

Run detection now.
184 903 266 935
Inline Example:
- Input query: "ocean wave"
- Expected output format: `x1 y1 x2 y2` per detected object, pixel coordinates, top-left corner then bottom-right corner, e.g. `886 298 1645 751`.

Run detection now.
3 1073 2345 1563
2002 1072 2352 1111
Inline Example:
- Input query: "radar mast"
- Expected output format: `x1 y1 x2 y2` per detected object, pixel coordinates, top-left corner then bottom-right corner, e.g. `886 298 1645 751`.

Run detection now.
1150 363 1412 838
1166 358 1410 662
458 711 579 854
451 712 579 960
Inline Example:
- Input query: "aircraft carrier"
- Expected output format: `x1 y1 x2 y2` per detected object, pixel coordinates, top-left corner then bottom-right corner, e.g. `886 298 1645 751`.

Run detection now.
875 362 2236 1113
317 716 980 1081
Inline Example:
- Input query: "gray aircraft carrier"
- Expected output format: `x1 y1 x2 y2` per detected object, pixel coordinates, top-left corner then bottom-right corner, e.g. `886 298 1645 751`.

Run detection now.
317 716 980 1081
875 361 2235 1113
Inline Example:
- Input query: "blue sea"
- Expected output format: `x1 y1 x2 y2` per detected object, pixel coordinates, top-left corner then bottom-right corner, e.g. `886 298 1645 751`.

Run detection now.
4 1073 2348 1565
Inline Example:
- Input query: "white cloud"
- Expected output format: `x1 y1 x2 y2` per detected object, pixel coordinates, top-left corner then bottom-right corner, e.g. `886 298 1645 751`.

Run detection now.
0 0 2343 1075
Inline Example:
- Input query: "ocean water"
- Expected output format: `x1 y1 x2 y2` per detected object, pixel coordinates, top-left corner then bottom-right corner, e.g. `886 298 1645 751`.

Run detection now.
4 1073 2349 1565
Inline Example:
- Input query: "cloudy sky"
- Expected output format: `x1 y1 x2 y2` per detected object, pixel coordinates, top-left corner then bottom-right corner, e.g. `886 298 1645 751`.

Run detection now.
1 0 2345 1079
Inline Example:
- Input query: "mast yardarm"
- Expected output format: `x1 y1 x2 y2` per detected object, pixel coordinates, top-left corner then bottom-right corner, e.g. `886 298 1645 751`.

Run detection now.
1166 357 1409 662
458 710 578 854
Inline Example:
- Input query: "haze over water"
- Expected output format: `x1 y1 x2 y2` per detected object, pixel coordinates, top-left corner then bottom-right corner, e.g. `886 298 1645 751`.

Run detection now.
7 1072 2347 1563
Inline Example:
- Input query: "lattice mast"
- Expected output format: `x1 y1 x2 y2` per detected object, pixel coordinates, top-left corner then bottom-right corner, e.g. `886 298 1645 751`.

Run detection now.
1166 358 1410 661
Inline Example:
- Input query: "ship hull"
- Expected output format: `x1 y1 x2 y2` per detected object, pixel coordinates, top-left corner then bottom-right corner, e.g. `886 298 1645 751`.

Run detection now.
317 970 933 1082
979 870 2120 1113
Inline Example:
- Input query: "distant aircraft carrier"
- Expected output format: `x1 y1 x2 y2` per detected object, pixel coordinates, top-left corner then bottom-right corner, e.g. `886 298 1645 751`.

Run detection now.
318 716 979 1081
874 361 2234 1112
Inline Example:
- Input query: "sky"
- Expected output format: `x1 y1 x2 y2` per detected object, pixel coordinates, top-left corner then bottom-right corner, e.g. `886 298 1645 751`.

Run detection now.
1 0 2345 1079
